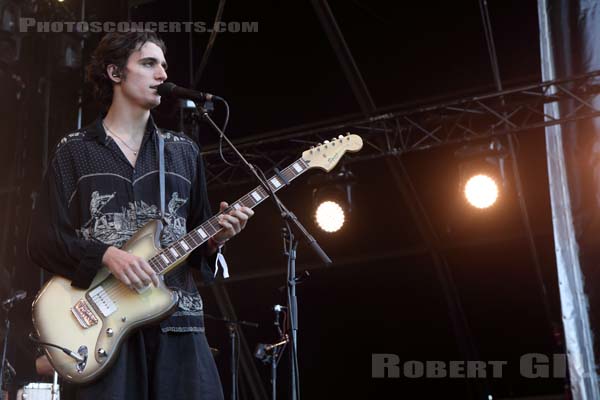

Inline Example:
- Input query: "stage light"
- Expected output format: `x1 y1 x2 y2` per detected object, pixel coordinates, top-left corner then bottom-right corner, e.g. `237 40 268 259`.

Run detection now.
315 200 345 233
310 166 355 233
456 140 507 210
464 174 498 209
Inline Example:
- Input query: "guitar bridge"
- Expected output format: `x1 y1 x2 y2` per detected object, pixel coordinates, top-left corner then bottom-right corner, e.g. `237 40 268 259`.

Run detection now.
71 299 99 329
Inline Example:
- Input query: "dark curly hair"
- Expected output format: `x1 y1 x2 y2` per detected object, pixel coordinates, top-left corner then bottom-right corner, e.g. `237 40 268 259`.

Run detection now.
86 31 166 107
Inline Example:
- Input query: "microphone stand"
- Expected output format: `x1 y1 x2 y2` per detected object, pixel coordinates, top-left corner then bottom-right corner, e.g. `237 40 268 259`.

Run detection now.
196 102 331 400
0 301 14 395
254 306 289 400
204 314 258 400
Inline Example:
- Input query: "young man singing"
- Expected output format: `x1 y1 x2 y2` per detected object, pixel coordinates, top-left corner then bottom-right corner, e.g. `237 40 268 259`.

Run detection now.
28 31 252 399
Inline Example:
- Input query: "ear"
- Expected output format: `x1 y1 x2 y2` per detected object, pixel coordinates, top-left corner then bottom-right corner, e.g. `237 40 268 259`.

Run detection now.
106 64 121 83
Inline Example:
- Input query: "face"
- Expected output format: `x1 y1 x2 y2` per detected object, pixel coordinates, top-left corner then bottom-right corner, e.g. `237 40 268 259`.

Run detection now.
113 41 168 109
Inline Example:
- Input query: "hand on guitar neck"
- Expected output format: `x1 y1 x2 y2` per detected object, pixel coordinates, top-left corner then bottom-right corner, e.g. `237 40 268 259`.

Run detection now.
207 201 254 252
101 201 254 290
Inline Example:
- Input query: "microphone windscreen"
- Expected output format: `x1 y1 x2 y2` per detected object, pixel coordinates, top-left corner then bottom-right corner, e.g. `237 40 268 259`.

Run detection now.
157 82 176 97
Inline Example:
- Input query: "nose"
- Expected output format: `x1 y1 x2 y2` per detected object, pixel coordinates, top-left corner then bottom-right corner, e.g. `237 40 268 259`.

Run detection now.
156 65 167 81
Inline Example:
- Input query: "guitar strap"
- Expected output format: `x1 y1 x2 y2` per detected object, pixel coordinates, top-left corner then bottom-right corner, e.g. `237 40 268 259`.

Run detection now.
158 130 166 220
157 129 229 278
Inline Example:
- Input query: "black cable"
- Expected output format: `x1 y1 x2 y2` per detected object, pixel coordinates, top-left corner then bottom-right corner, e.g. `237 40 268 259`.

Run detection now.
28 333 85 362
216 97 237 167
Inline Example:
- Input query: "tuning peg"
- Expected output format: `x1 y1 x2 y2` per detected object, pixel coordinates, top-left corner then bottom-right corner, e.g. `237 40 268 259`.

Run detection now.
324 140 330 144
338 135 344 139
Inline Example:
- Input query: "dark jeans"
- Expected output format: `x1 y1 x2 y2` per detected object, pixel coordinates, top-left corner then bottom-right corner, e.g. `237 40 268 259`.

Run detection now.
65 325 224 400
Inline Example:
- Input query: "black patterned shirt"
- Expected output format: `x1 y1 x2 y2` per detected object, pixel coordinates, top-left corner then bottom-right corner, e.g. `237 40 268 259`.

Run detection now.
28 115 216 332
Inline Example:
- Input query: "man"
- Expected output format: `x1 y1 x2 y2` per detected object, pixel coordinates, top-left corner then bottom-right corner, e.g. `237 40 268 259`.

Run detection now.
27 31 253 399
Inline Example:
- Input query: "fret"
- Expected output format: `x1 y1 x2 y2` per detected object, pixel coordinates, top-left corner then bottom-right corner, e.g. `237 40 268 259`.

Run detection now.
258 187 269 198
206 220 220 235
164 249 176 263
151 258 162 272
148 259 160 273
169 247 180 258
188 231 202 247
171 242 182 255
203 220 215 234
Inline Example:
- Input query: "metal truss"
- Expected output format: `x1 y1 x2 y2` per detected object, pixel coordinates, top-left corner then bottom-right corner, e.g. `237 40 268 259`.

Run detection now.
202 69 600 187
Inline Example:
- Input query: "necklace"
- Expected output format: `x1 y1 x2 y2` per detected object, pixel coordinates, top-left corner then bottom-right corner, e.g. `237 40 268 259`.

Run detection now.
103 122 141 156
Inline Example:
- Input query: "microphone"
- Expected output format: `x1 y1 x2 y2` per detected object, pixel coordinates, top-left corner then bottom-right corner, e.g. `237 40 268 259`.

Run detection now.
2 290 27 308
156 82 220 102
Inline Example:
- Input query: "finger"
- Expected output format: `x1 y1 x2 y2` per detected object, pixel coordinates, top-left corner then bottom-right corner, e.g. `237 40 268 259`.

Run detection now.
219 201 229 213
230 210 249 229
220 215 240 233
241 207 254 217
230 209 249 220
132 263 153 287
124 268 143 289
140 260 160 287
117 271 132 287
218 215 234 230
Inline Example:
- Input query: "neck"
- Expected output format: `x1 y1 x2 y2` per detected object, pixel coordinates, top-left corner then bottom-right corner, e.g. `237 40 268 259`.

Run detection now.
104 98 150 139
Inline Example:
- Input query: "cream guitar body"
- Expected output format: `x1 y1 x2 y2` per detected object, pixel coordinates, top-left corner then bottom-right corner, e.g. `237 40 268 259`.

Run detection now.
32 220 180 384
32 134 363 384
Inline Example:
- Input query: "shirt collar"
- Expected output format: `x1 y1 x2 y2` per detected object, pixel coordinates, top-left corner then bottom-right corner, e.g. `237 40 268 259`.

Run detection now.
85 113 159 144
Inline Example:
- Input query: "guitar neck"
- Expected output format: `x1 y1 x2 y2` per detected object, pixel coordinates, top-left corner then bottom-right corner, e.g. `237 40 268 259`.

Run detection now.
149 157 310 274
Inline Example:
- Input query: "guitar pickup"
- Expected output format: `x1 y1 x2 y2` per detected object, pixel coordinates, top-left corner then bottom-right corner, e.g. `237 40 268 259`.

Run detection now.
88 286 118 317
71 299 99 329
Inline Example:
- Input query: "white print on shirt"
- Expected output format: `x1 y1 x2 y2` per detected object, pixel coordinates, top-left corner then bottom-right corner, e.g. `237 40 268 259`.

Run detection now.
77 190 188 248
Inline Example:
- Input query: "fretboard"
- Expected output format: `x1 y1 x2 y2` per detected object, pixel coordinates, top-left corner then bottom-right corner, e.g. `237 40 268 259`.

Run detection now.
147 157 310 275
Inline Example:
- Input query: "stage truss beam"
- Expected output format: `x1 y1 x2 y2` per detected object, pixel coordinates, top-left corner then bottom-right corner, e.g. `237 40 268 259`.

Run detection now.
202 70 600 188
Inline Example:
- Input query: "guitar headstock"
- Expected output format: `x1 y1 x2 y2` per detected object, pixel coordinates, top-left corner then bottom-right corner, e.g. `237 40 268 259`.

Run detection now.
302 134 363 172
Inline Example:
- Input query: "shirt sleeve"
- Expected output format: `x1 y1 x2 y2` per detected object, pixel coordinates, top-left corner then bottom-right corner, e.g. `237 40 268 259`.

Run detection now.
27 155 110 289
186 148 218 283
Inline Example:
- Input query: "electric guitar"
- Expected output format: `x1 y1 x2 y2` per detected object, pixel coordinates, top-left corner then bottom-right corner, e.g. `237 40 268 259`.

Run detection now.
32 134 363 384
